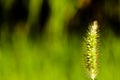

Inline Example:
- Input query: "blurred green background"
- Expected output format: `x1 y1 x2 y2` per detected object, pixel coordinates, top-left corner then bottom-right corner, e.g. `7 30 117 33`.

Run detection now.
0 0 120 80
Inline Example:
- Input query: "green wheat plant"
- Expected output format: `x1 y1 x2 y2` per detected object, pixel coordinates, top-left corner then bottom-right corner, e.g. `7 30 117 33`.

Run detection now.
84 21 99 80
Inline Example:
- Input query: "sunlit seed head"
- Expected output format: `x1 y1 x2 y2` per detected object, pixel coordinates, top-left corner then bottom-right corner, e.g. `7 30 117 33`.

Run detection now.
84 20 99 80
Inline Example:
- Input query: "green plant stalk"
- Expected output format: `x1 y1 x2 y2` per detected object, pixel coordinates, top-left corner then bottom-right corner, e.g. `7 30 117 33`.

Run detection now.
84 21 99 80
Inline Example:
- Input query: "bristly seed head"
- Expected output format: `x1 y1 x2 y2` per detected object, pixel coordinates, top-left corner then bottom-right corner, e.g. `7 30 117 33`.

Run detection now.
84 20 99 80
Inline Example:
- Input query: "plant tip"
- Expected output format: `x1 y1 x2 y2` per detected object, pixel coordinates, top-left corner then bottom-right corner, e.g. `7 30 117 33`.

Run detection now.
92 20 98 31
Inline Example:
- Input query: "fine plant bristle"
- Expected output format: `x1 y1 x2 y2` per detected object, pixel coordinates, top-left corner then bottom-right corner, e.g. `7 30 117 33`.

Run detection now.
84 20 99 80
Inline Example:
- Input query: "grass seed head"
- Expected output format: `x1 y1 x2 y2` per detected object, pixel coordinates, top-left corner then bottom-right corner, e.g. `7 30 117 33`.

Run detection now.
84 20 99 80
